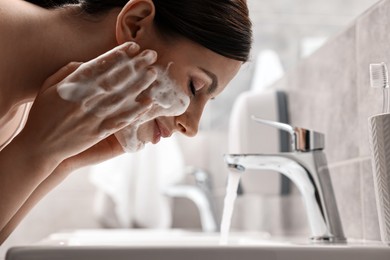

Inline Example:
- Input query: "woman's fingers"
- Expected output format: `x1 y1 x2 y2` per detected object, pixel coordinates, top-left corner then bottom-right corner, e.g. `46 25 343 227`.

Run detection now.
92 67 157 118
58 43 158 108
75 42 141 78
97 49 158 92
88 42 140 72
98 99 153 135
129 67 158 94
133 50 157 71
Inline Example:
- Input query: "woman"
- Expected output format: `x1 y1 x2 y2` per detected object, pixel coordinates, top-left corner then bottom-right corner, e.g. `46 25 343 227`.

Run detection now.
0 0 252 243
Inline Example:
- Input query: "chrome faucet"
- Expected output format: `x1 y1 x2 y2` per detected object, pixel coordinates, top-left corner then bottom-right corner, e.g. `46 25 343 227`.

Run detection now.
164 167 218 233
224 116 346 243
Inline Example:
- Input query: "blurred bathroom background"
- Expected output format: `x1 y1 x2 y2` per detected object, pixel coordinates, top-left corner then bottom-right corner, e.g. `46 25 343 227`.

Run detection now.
1 0 383 255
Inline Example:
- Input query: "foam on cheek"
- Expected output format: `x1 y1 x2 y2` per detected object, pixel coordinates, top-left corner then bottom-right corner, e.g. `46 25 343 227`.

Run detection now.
148 63 190 117
115 64 190 153
114 125 145 152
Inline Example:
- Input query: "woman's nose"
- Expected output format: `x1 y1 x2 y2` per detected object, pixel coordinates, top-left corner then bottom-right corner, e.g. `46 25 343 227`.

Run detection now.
174 108 202 137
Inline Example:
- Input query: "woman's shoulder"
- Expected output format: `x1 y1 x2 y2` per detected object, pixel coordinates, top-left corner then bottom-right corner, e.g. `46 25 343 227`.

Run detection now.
0 1 13 36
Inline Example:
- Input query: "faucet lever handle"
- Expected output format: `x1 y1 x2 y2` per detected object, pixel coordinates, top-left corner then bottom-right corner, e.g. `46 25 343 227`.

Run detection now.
251 116 325 152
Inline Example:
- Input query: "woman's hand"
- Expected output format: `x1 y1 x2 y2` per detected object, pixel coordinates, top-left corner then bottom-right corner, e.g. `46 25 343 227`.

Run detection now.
58 134 124 173
17 42 157 173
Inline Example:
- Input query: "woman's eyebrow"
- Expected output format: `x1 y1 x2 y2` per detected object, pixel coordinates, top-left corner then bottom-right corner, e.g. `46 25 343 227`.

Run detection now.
198 67 218 95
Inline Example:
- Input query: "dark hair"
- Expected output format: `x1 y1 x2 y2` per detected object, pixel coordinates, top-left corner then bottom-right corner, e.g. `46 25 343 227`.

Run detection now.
25 0 252 62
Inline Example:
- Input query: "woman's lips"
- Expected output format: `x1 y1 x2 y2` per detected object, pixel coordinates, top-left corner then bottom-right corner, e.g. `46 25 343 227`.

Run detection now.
156 119 171 138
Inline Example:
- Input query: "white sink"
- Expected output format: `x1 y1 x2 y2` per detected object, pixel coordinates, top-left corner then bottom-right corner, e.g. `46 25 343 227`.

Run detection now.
6 229 390 260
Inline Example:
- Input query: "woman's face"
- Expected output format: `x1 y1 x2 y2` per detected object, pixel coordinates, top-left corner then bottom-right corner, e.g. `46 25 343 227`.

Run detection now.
135 35 242 145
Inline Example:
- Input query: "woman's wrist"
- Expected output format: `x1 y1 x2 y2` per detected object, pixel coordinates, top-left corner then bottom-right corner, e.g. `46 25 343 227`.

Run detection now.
4 134 60 180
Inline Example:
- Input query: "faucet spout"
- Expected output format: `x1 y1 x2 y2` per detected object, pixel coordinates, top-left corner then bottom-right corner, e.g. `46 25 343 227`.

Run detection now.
224 151 346 243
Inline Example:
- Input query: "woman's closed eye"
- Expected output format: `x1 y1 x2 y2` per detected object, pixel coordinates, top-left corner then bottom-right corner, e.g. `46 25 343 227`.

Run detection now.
189 80 196 96
188 78 206 97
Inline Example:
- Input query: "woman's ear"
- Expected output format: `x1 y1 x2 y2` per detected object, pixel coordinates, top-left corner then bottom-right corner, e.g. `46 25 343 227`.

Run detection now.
116 0 155 44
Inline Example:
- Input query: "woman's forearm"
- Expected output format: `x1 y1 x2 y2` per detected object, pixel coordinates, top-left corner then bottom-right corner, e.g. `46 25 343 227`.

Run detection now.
0 136 59 235
0 135 124 244
0 162 70 244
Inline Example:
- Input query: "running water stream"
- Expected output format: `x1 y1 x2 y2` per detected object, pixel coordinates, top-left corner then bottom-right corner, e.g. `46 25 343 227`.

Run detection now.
219 171 242 245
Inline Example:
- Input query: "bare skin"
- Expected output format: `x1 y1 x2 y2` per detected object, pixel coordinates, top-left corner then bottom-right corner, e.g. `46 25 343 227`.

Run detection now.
0 0 242 244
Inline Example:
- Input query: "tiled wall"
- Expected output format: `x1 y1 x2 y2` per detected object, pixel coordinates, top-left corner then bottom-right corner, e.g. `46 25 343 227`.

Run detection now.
270 0 390 240
200 0 377 132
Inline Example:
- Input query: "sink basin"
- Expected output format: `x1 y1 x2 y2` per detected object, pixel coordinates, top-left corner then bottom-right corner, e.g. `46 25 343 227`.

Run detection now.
6 229 390 260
